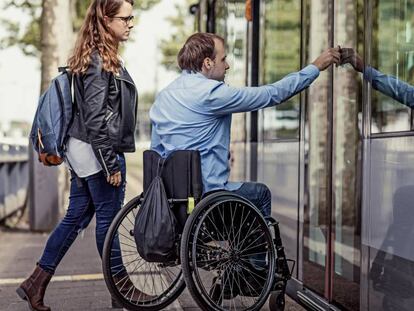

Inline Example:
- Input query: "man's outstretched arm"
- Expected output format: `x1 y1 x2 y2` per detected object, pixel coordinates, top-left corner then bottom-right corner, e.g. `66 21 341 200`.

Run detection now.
206 47 340 115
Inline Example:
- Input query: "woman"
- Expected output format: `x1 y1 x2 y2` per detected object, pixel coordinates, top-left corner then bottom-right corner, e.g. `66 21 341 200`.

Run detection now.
16 1 138 310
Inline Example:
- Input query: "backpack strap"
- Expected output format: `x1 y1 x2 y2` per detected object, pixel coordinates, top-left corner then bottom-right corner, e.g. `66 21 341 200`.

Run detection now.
58 66 69 73
156 157 166 177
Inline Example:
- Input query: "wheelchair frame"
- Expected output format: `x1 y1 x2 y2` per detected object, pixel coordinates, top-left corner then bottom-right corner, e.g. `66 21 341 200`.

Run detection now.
102 150 293 311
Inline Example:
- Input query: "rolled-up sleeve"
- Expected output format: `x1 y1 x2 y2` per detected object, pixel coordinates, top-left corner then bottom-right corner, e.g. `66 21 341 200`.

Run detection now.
206 64 320 115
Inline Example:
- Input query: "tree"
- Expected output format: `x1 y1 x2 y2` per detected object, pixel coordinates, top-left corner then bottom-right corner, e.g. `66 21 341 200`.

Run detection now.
0 0 41 57
40 0 73 92
160 0 195 72
1 0 162 60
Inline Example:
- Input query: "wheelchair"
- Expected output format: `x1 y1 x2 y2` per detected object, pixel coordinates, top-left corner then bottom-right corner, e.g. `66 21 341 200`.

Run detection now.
102 150 293 311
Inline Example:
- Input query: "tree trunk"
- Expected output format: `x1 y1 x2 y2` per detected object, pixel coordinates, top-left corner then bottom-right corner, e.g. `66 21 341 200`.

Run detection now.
40 0 74 92
30 0 74 231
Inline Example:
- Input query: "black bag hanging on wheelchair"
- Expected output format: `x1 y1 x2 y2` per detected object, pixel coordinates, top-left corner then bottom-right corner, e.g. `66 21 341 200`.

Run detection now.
134 170 178 263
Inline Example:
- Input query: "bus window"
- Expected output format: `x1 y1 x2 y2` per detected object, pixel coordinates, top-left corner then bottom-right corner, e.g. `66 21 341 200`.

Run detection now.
260 0 301 140
371 0 414 133
214 0 249 181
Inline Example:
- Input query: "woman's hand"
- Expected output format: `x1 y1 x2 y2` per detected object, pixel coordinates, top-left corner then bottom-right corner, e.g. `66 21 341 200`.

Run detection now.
107 171 122 187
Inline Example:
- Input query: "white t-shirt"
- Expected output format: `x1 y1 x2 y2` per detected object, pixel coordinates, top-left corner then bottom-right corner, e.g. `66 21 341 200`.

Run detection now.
65 137 102 178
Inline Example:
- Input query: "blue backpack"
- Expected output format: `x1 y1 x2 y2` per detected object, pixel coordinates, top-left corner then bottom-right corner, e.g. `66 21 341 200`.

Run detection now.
29 67 74 166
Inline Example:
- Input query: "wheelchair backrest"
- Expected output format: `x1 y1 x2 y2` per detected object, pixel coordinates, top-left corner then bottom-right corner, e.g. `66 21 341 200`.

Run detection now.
143 150 203 201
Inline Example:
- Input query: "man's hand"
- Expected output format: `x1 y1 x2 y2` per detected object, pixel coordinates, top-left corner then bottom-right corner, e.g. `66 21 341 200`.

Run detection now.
340 48 364 72
312 47 341 71
107 171 122 187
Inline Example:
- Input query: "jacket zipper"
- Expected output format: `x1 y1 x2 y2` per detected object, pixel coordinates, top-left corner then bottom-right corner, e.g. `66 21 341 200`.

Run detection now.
113 76 119 92
104 111 114 122
98 149 110 176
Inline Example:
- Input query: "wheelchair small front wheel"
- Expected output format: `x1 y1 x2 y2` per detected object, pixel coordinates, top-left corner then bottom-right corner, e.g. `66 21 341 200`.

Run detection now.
269 291 286 311
181 191 276 311
102 194 185 311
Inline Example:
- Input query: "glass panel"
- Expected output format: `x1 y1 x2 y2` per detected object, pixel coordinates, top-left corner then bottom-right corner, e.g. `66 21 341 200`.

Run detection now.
303 0 330 297
258 142 300 277
333 0 363 309
198 0 208 32
371 0 414 133
214 1 248 183
369 248 414 311
229 142 247 181
260 0 301 140
365 137 414 311
214 1 227 39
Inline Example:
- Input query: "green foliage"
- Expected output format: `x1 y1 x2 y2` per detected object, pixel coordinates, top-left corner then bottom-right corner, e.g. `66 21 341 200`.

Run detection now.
139 91 156 109
137 0 162 10
1 0 162 57
72 0 91 31
159 0 195 72
0 0 41 56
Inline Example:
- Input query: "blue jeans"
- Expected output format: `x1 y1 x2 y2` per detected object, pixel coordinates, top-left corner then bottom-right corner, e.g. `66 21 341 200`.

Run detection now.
231 182 271 217
38 154 126 275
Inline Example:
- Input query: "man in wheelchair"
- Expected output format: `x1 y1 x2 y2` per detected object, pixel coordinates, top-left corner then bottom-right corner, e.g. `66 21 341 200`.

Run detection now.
148 32 338 301
150 32 338 219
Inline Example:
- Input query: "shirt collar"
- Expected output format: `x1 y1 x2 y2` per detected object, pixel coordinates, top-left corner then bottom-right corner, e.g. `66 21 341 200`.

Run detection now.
182 70 207 79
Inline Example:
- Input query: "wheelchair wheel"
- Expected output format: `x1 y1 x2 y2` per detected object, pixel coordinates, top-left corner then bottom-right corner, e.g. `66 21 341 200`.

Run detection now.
102 194 185 311
181 191 276 311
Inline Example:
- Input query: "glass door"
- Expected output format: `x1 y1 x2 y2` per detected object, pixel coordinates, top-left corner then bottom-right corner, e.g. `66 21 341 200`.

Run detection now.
331 0 363 310
302 1 363 310
302 0 332 298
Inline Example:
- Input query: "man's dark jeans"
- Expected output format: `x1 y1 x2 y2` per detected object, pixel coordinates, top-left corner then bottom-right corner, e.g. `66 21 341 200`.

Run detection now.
38 154 126 275
231 182 271 217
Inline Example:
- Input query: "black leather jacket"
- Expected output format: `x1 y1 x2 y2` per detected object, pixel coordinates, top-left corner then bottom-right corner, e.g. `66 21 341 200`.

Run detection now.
68 51 138 176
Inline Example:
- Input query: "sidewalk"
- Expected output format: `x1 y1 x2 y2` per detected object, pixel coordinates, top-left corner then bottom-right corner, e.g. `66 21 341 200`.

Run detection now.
0 168 305 311
0 171 144 310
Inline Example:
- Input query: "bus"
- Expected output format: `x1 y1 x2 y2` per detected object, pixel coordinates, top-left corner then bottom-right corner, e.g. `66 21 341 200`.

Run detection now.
191 1 414 310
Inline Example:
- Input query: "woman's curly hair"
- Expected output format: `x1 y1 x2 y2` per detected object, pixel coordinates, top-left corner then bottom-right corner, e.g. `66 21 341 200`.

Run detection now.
68 0 134 74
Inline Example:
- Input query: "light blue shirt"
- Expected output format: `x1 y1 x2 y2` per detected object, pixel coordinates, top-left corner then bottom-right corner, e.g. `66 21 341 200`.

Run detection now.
150 64 320 193
364 67 414 107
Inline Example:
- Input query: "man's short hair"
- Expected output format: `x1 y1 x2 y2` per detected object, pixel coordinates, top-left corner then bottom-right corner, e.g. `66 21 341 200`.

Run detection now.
177 33 225 72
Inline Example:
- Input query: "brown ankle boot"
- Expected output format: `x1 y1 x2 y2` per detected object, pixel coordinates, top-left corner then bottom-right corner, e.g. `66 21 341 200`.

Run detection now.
113 274 156 302
16 265 52 311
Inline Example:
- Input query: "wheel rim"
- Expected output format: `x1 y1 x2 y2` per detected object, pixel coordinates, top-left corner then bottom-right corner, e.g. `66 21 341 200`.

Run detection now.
107 198 184 307
189 199 275 311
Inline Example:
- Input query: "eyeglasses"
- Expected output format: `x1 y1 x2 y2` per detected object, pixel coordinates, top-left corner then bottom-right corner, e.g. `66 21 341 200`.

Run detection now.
112 15 134 25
